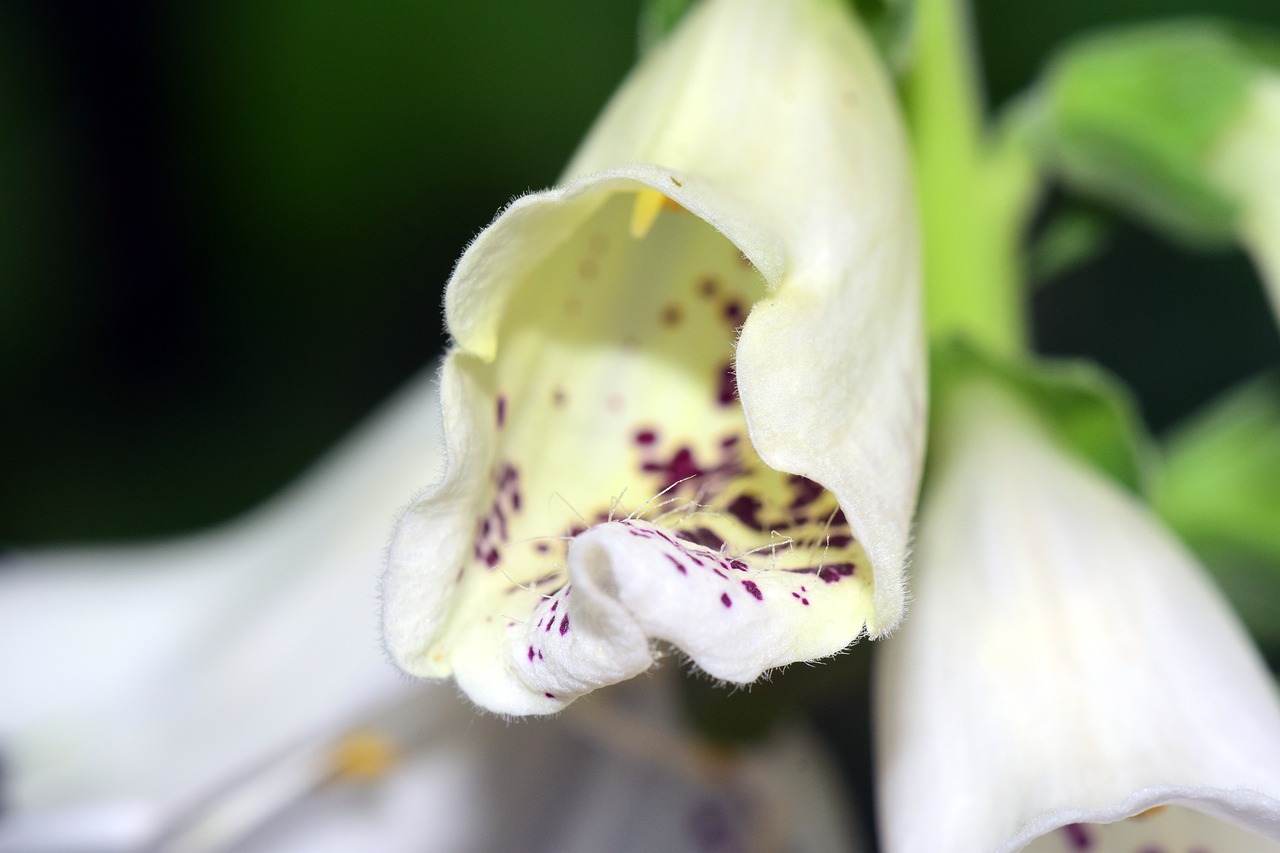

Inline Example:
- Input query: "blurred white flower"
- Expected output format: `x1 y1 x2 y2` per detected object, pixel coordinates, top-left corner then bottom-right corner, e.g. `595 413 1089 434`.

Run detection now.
875 378 1280 853
0 369 861 853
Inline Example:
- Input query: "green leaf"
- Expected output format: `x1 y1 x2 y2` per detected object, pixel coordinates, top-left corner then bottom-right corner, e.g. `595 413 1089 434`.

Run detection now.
931 338 1152 494
1154 374 1280 656
637 0 698 56
1025 20 1259 245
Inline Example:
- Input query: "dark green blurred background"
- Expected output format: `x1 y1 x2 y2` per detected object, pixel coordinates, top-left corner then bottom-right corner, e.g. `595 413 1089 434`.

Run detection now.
2 0 1277 545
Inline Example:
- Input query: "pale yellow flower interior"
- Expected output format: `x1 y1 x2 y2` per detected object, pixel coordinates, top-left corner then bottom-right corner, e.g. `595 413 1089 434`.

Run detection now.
444 189 873 698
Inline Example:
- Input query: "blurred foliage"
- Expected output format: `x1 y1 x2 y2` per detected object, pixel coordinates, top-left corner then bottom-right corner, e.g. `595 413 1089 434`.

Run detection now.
1023 20 1254 244
1154 375 1280 659
0 0 1277 545
930 338 1150 494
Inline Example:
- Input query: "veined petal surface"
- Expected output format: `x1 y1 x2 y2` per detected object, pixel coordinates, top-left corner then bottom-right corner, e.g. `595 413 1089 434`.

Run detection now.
875 381 1280 853
383 0 923 715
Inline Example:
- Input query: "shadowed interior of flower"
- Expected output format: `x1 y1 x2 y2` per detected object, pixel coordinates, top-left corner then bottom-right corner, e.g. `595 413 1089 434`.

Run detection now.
1029 805 1280 853
386 187 876 715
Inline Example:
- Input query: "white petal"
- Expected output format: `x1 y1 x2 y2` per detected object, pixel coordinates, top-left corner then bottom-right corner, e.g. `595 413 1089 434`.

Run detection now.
384 0 923 715
0 367 445 836
875 381 1280 853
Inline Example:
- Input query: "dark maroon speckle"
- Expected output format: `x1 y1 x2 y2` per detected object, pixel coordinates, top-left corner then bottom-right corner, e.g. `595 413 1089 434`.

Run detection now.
545 692 556 699
716 362 738 407
742 580 762 600
826 534 854 548
558 613 571 635
788 475 825 509
726 494 764 531
679 527 726 552
1061 824 1092 851
720 593 732 608
728 558 748 571
643 446 706 491
635 429 658 445
496 395 507 428
666 554 687 575
723 301 744 324
818 563 856 583
527 645 535 661
535 542 550 554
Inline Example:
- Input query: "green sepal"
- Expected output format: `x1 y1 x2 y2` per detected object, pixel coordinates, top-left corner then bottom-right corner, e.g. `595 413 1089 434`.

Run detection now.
1024 20 1259 245
1153 375 1280 658
850 0 915 75
931 337 1152 494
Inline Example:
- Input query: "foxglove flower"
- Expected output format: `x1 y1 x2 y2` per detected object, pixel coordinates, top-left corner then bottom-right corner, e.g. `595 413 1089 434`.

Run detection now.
0 372 862 853
875 378 1280 853
382 0 924 715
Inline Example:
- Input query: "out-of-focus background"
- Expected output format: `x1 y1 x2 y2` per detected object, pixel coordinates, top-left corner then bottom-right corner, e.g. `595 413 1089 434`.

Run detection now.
2 0 1277 547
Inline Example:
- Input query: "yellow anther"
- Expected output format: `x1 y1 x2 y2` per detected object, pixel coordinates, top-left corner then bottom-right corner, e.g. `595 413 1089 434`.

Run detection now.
628 190 686 239
630 188 667 239
330 730 398 782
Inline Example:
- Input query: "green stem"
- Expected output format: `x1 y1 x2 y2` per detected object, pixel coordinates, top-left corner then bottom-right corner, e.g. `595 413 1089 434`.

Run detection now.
904 0 1036 356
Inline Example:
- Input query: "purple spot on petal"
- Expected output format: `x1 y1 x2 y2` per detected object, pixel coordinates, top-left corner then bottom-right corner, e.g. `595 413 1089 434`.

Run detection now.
716 362 738 407
527 645 535 661
545 692 556 699
679 527 726 552
742 580 762 600
818 563 856 583
635 429 658 446
559 614 570 636
720 593 732 608
666 554 688 575
787 475 824 509
801 598 809 605
535 542 550 554
495 395 507 428
726 494 764 531
1061 824 1092 851
723 301 744 325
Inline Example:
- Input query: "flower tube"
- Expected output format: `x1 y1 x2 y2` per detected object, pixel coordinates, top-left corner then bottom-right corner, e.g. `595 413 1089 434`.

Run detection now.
875 377 1280 853
383 0 924 716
